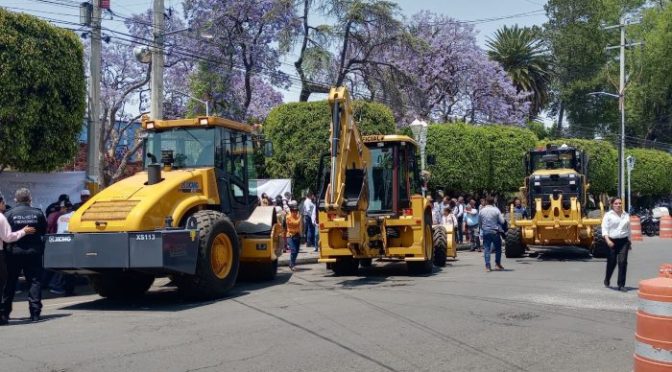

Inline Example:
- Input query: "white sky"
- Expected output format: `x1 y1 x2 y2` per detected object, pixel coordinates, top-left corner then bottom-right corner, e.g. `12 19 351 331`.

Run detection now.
0 0 548 104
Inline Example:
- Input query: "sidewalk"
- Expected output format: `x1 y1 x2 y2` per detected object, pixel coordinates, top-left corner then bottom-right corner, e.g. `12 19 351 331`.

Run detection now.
277 243 473 267
277 244 320 267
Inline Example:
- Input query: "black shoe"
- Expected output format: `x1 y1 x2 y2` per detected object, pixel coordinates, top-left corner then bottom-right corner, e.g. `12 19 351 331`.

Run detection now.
0 315 8 326
618 286 627 292
30 314 40 322
604 280 610 288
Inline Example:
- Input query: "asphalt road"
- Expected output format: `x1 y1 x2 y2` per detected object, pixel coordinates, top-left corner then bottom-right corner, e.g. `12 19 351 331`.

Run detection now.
1 238 671 372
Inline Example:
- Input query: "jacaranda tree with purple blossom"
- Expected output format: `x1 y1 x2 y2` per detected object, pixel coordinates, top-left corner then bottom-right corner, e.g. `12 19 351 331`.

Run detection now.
395 11 529 125
90 10 194 186
183 0 295 120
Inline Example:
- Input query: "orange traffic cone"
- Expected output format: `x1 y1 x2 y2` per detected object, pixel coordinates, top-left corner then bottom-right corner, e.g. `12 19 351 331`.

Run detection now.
631 216 643 241
634 264 672 371
660 216 672 239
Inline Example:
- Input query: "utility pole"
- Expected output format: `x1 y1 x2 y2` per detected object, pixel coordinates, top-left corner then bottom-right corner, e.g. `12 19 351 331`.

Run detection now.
87 0 102 189
151 0 164 120
618 16 626 203
604 16 641 202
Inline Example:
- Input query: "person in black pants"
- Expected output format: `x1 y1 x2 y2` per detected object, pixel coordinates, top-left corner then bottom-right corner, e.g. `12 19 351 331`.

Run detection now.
601 198 631 292
1 188 47 322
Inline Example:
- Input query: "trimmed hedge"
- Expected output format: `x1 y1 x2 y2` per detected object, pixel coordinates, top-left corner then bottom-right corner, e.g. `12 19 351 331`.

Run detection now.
264 100 396 193
426 124 538 193
0 9 86 172
626 148 672 198
538 139 618 196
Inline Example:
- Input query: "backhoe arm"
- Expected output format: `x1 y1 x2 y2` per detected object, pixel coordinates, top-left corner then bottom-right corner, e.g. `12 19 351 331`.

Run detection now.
322 87 370 215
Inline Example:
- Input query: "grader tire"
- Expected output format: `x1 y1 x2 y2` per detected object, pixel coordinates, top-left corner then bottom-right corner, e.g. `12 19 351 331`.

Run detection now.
591 227 609 258
432 226 448 267
505 228 525 258
175 210 240 299
89 271 155 299
332 257 359 276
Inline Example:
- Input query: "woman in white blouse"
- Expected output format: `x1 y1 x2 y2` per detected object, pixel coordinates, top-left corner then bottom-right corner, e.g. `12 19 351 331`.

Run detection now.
601 197 631 292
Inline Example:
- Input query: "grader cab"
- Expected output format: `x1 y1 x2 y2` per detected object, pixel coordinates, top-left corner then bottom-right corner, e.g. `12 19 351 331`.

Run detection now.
44 116 283 299
505 144 605 258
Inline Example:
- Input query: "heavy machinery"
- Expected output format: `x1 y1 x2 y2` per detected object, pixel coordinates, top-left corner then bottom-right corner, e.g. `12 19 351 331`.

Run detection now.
44 116 283 299
317 87 455 275
505 144 605 258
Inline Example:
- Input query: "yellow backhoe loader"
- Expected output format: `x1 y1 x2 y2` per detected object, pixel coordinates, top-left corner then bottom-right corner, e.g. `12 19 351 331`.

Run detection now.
317 87 455 275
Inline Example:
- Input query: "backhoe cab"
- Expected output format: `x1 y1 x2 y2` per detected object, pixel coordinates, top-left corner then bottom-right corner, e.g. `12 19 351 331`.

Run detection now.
44 116 283 300
317 87 455 275
505 144 605 258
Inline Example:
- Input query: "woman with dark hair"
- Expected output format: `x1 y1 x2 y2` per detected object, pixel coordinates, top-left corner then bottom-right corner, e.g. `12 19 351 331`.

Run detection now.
601 197 631 292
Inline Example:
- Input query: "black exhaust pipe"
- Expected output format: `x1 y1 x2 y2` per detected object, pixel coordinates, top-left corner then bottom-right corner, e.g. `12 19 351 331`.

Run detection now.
147 153 161 185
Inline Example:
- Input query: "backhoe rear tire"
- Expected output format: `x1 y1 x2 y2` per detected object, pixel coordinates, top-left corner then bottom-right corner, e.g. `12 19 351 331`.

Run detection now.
332 257 359 276
408 221 434 275
175 210 240 299
505 228 525 258
432 226 448 267
591 227 609 258
89 271 155 299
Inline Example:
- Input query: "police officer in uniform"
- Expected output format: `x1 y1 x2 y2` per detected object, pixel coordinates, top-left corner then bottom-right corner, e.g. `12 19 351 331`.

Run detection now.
0 188 47 322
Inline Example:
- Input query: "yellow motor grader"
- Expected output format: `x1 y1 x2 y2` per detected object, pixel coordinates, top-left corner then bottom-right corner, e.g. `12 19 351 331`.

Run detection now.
505 144 606 258
44 116 283 299
316 87 455 275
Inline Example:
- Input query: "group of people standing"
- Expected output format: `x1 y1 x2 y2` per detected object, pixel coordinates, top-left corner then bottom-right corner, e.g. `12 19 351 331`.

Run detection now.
259 191 318 271
0 188 91 325
430 191 632 286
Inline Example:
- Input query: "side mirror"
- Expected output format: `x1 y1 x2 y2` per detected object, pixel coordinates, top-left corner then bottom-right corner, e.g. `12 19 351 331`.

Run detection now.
263 141 274 157
427 155 436 165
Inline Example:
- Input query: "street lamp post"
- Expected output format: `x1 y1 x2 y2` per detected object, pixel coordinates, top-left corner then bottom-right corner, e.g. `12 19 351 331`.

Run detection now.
409 119 428 196
626 155 635 213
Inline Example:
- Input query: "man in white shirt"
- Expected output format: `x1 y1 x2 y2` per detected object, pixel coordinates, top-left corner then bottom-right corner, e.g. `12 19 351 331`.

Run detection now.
302 193 316 250
455 196 465 244
601 197 631 292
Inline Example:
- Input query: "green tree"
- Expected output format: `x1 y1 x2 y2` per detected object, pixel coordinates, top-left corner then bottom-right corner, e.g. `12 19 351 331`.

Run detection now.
626 2 672 144
487 25 552 120
543 0 645 137
264 100 396 193
625 148 672 200
0 9 86 172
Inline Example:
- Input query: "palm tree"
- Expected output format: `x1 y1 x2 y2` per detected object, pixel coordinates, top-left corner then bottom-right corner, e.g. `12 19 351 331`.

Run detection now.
487 25 552 120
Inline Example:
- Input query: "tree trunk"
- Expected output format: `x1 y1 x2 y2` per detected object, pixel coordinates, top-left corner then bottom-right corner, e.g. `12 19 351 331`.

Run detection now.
556 100 564 137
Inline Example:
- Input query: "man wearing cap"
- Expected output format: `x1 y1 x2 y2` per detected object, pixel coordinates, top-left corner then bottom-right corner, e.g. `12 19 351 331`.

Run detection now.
73 189 91 211
1 188 47 322
45 194 69 218
0 190 36 325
